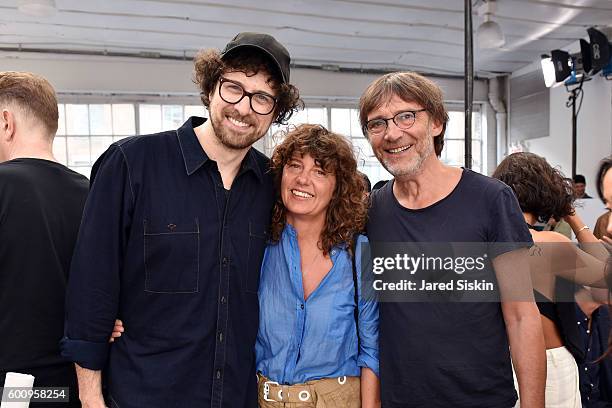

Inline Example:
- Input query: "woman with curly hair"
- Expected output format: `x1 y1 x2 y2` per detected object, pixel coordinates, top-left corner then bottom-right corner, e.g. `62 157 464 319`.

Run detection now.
255 124 379 407
493 152 610 408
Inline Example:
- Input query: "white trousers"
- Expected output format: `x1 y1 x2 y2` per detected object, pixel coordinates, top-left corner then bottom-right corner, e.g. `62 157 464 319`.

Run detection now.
513 346 582 408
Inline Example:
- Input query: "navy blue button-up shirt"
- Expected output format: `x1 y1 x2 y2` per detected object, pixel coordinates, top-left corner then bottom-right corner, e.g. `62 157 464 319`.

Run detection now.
61 117 274 408
577 305 612 407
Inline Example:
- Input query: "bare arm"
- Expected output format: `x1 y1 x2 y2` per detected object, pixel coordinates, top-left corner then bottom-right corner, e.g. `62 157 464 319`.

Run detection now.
75 364 106 408
531 230 609 288
565 213 610 261
360 367 380 408
494 249 546 408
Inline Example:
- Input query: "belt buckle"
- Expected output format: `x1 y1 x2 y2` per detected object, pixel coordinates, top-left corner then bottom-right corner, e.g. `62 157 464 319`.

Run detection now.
263 380 279 402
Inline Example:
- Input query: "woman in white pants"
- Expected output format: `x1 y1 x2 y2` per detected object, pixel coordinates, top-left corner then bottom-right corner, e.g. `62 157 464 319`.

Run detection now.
493 152 610 408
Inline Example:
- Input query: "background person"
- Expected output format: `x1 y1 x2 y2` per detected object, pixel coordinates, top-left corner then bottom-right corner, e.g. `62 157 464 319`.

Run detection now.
493 152 610 408
574 174 593 199
0 71 88 407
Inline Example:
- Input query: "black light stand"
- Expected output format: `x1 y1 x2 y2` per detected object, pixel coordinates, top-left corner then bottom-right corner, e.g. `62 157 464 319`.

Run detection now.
565 78 585 178
464 0 474 170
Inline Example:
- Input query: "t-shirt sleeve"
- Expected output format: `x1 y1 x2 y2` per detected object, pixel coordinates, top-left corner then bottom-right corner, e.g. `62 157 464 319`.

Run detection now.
487 185 533 259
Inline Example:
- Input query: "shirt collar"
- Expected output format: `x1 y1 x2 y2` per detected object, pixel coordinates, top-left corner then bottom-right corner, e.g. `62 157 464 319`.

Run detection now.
176 116 265 183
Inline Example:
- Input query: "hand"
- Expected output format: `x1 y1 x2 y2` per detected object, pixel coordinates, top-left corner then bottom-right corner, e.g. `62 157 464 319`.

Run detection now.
109 319 124 343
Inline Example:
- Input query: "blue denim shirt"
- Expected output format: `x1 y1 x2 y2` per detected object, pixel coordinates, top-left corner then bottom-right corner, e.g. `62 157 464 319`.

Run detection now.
61 117 274 408
255 225 379 384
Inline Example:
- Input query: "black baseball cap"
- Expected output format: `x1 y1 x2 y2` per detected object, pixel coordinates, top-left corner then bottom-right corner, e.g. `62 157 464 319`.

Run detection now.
220 32 291 84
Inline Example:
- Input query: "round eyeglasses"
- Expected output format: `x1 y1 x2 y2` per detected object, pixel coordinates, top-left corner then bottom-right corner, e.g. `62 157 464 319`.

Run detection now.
363 109 427 136
218 78 277 115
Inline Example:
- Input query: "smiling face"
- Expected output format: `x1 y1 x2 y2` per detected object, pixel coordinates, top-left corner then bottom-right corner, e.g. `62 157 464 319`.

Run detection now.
366 94 442 178
281 153 337 224
208 70 277 150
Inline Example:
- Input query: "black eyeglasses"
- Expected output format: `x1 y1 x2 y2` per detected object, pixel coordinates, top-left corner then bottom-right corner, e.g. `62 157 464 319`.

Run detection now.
218 77 277 115
363 109 427 136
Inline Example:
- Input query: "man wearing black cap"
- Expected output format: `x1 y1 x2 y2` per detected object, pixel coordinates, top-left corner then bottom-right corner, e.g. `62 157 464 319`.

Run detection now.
61 33 302 408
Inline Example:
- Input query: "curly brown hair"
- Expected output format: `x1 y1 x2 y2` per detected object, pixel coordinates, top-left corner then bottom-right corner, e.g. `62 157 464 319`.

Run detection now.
492 152 574 223
269 124 368 255
193 48 303 125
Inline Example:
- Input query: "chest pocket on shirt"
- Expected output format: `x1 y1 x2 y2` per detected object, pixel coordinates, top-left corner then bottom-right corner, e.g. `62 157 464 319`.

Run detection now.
244 221 269 294
143 218 199 293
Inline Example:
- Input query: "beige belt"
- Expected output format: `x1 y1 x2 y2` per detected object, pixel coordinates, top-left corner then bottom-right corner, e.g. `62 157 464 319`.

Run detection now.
258 373 356 403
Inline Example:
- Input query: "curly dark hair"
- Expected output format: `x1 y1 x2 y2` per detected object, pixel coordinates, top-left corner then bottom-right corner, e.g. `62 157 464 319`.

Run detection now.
193 48 303 125
596 156 612 203
269 124 368 255
492 152 574 223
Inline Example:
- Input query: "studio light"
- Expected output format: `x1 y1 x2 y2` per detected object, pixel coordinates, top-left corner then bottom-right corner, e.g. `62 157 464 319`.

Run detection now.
17 0 57 17
540 55 556 88
541 26 612 87
586 27 612 78
550 49 573 84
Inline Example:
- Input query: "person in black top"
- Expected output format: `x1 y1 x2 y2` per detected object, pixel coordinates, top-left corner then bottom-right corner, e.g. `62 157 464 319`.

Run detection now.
0 71 89 407
60 33 302 408
359 71 545 407
493 152 610 407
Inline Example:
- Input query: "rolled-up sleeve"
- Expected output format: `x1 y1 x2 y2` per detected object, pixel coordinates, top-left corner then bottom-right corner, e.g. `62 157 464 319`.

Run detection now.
355 235 380 378
61 144 134 370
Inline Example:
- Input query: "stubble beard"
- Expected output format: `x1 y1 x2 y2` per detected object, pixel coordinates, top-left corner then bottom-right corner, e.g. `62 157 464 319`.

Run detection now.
210 108 266 150
377 128 435 178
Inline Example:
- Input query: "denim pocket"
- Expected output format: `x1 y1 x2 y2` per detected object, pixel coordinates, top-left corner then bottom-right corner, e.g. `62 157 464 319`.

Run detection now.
143 218 199 293
244 221 269 294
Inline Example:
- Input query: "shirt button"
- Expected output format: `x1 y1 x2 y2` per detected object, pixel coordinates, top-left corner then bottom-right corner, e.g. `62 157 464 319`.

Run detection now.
585 367 588 371
577 321 581 325
222 257 229 265
300 304 304 310
586 330 590 334
218 332 224 343
220 296 226 304
216 369 222 379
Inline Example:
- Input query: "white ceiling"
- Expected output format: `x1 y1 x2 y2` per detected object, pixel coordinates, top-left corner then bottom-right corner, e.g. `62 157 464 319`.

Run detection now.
1 0 611 77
